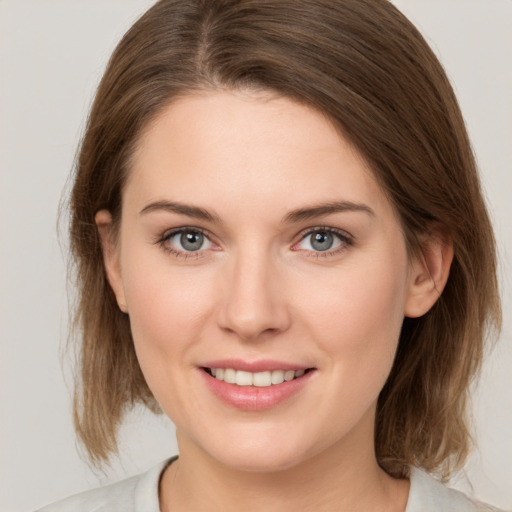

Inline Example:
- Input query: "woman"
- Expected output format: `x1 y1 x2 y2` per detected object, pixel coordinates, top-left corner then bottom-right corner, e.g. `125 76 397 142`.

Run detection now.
37 0 504 510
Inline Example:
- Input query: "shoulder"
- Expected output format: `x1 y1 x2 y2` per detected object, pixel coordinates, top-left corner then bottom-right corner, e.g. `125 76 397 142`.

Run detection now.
35 473 140 512
35 458 173 512
406 467 504 512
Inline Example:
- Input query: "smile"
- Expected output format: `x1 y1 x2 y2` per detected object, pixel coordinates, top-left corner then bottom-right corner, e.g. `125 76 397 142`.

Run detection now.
200 363 316 410
205 368 308 387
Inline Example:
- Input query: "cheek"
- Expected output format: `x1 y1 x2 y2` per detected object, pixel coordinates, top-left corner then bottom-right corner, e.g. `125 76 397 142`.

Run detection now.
126 270 214 350
119 241 218 378
121 263 220 418
298 253 409 369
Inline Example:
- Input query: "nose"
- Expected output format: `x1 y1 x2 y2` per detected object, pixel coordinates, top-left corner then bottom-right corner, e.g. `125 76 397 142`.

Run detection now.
216 248 291 342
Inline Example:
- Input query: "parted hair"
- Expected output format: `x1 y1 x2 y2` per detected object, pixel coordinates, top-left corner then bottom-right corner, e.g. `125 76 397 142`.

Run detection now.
69 0 501 477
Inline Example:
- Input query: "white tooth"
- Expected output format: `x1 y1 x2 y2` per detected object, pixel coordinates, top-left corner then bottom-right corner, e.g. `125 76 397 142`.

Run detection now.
224 368 236 384
235 370 253 386
213 368 302 386
271 370 285 385
253 371 272 387
284 370 295 381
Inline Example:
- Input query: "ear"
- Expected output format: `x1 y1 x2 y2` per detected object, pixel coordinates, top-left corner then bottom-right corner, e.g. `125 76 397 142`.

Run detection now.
95 210 128 313
404 228 453 318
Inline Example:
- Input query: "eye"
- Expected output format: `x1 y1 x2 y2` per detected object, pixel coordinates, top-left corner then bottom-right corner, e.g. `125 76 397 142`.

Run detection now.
294 228 352 254
160 228 214 254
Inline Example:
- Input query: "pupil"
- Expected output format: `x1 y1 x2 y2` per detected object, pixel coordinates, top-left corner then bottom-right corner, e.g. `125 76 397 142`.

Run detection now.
311 232 333 251
181 231 203 251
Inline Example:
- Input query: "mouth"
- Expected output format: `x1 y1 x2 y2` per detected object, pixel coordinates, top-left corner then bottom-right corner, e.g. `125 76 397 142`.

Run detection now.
199 359 317 410
202 367 314 387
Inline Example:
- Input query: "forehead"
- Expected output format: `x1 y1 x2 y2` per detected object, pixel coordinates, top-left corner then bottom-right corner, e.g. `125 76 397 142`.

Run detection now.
125 90 392 221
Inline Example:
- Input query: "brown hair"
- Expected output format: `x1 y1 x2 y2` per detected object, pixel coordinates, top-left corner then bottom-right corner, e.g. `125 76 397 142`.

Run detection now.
69 0 501 477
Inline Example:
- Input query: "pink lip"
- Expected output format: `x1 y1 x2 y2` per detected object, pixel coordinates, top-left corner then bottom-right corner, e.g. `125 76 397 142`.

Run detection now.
201 358 310 372
198 364 316 411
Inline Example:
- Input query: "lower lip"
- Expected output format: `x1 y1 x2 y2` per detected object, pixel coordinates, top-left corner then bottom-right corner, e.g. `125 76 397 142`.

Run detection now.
199 369 315 411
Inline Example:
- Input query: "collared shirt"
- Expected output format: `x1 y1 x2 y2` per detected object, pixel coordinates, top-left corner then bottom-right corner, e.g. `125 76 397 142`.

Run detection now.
36 457 502 512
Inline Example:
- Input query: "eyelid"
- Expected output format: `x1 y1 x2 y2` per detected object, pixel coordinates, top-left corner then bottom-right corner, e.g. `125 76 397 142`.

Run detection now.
291 226 354 256
155 226 219 259
154 225 353 259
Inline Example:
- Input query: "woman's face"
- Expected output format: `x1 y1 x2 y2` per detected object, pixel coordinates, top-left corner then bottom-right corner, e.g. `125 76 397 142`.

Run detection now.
101 90 428 471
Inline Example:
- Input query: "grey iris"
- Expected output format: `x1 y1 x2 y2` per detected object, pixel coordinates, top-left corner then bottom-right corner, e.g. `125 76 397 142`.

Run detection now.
311 231 334 251
181 231 204 251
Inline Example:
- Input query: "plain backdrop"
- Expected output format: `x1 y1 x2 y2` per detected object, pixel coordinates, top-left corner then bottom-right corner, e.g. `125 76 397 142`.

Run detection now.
0 1 511 511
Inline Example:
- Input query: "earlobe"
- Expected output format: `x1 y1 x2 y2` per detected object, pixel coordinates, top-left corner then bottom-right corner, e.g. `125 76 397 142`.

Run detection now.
404 230 454 318
95 210 128 313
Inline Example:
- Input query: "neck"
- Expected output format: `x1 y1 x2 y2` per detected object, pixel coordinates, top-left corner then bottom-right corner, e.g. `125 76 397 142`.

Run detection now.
159 417 409 512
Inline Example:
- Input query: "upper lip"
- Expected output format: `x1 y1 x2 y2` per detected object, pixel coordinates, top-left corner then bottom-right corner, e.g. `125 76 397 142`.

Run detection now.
201 359 313 373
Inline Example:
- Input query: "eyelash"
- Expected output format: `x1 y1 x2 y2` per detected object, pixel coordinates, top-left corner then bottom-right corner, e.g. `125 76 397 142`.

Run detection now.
155 227 215 260
293 226 354 259
155 226 354 260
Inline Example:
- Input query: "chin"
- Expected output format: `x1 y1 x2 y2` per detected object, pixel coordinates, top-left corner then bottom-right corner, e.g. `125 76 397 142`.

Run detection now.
196 423 319 473
214 447 308 473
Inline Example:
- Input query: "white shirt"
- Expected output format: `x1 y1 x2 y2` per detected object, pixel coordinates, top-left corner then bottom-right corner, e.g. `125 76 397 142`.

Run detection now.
36 458 502 511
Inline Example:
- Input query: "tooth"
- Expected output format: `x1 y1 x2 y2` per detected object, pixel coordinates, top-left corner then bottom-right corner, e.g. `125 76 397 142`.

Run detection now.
235 370 253 386
284 370 295 381
271 370 285 385
224 368 236 384
253 371 272 387
211 367 305 386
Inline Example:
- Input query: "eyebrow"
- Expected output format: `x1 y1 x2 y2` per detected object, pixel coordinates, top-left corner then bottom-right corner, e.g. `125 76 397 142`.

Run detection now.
139 199 375 224
139 201 221 223
282 201 375 223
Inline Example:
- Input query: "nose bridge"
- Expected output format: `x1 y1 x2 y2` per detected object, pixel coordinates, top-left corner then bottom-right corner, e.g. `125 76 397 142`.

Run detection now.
218 243 290 341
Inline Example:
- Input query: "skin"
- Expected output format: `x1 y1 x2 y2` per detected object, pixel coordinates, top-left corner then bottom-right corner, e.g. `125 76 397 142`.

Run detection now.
97 90 452 511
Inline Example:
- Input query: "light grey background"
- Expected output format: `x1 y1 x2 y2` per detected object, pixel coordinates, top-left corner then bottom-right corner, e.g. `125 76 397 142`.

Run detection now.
0 1 510 511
